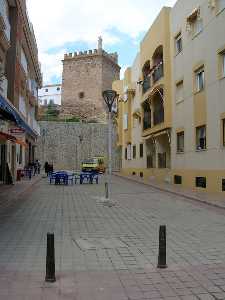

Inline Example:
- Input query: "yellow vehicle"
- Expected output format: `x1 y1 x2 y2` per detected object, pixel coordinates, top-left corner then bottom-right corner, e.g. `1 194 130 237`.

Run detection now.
81 156 106 173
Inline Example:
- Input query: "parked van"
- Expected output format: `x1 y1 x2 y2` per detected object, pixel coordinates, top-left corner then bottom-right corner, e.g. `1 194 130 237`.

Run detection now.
81 156 106 173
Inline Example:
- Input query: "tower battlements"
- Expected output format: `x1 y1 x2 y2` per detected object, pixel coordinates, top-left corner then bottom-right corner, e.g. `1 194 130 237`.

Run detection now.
63 49 118 64
63 37 118 64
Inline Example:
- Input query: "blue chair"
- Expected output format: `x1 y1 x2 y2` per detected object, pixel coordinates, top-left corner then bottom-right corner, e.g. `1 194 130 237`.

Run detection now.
90 173 99 184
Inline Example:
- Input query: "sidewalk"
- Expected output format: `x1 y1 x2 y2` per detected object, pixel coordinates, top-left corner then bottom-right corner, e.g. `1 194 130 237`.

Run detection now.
0 175 41 212
114 172 225 209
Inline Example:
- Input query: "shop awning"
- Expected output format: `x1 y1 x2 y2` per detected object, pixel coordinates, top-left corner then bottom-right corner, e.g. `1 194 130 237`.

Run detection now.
0 131 27 147
0 94 37 138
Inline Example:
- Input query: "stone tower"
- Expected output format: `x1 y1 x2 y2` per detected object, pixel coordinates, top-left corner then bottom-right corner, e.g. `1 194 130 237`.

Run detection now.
60 37 120 122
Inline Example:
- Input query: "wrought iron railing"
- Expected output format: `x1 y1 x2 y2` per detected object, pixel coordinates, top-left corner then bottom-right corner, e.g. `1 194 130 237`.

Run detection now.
142 77 151 94
153 109 164 126
152 63 164 83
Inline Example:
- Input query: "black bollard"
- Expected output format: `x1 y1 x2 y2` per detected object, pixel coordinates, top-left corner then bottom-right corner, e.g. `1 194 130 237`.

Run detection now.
157 225 167 269
45 233 56 282
105 182 109 199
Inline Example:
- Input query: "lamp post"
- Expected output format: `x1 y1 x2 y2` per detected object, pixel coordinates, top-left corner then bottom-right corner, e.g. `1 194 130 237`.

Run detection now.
102 90 119 199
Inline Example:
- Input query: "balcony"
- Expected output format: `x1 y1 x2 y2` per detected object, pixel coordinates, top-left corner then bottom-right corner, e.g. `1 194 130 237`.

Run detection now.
152 62 164 84
0 0 11 42
142 101 151 130
153 109 164 126
142 77 151 94
0 76 8 98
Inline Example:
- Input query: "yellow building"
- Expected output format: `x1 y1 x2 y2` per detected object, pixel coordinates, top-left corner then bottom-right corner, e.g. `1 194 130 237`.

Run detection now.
113 7 173 184
114 0 225 193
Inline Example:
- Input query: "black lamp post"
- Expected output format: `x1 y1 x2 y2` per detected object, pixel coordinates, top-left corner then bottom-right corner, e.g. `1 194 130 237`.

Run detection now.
102 90 119 199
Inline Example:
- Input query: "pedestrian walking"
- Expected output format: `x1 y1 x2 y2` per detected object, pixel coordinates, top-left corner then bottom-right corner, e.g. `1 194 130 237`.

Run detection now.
44 161 49 176
34 159 40 176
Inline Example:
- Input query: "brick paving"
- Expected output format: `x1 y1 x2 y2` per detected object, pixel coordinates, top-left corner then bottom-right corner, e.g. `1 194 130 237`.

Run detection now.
1 175 225 299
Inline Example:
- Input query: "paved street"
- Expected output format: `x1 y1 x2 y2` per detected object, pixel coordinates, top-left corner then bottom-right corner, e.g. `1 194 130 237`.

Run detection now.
1 176 225 299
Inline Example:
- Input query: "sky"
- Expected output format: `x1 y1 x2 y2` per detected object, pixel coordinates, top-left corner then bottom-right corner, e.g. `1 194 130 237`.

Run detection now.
26 0 177 85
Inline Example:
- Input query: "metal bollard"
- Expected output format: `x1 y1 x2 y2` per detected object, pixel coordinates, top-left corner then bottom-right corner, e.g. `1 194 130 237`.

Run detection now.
45 233 56 282
105 182 109 199
157 225 167 269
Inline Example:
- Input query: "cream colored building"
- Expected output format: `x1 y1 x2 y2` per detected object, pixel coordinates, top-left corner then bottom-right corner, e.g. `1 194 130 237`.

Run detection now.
114 0 225 193
171 0 225 192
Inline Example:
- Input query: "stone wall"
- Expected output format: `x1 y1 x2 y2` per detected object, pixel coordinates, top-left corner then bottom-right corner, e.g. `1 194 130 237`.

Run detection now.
37 121 121 171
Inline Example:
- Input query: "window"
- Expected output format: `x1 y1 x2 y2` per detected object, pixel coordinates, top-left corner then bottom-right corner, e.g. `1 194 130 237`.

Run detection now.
175 32 182 54
196 68 204 92
222 179 225 191
123 113 128 130
222 119 225 146
187 8 203 37
133 145 136 159
222 52 225 77
174 175 182 184
79 92 84 99
140 143 143 158
176 80 184 103
125 148 127 160
21 48 28 74
218 0 225 12
127 144 132 160
158 152 167 168
177 131 184 153
19 145 22 164
140 172 143 178
196 177 206 188
196 125 206 150
45 89 48 92
193 18 203 36
19 95 26 116
57 87 60 91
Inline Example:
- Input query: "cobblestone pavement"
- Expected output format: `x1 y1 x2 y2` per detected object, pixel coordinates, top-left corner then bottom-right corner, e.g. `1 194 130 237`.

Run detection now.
1 176 225 299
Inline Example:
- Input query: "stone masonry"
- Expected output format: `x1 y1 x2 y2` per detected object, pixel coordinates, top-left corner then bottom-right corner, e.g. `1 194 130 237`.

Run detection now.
37 121 121 171
60 37 120 122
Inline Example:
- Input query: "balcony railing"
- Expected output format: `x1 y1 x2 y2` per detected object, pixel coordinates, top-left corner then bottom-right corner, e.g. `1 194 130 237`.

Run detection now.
0 0 11 41
0 76 8 98
142 77 151 94
152 63 164 83
153 109 164 126
143 112 151 130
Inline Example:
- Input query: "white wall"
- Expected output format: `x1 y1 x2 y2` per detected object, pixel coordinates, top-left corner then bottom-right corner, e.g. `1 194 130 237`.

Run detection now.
38 84 62 105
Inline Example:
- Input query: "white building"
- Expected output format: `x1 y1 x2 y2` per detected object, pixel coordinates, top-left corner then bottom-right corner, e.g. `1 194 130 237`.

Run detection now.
38 84 61 106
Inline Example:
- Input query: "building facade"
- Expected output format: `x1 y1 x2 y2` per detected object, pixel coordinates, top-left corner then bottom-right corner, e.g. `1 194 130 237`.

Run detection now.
171 0 225 192
61 37 120 122
114 0 225 193
38 84 61 106
113 7 173 184
0 0 42 184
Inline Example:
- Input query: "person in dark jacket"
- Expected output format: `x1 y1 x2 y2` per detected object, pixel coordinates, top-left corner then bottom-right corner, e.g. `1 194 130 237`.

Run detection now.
44 161 49 176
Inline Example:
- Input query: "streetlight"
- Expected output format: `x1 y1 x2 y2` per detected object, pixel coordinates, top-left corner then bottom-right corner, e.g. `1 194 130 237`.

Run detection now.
102 90 119 199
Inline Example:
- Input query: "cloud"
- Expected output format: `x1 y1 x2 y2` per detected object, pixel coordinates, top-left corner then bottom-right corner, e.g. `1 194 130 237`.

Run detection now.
26 0 177 84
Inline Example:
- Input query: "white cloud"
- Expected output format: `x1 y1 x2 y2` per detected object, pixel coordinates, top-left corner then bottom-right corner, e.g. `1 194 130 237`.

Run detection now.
26 0 177 84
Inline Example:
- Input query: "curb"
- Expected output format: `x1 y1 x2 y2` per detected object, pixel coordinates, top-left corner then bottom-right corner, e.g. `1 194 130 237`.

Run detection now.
114 173 225 211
